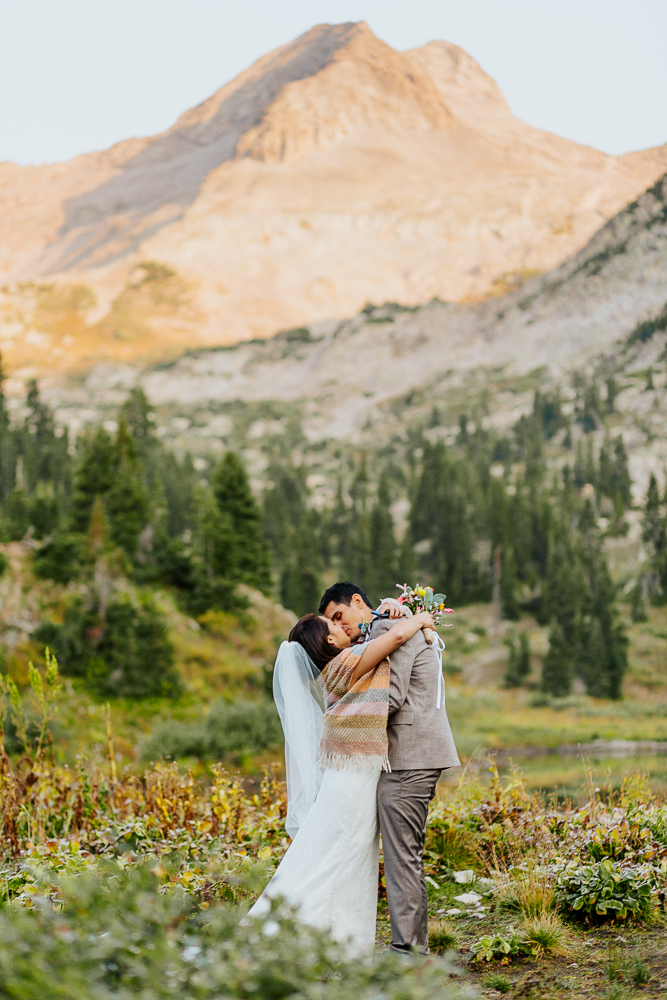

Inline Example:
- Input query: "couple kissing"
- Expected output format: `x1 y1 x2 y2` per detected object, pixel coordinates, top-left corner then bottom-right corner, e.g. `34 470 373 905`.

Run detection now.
249 581 460 957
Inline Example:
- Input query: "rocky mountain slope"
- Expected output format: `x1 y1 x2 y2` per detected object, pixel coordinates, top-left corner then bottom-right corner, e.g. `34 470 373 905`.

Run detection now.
1 21 667 375
33 171 667 502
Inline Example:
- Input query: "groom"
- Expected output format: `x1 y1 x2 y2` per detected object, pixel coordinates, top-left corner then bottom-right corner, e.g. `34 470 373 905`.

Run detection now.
319 582 460 955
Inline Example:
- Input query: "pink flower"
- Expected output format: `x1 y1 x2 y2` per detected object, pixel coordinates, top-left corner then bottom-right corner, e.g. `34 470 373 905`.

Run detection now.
444 608 454 613
397 596 405 603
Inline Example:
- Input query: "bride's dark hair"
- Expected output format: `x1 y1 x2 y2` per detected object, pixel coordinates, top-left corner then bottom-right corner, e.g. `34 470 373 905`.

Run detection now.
289 614 336 671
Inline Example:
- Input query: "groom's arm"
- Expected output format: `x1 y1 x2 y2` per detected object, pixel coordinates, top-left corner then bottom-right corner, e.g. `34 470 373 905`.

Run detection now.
370 618 424 714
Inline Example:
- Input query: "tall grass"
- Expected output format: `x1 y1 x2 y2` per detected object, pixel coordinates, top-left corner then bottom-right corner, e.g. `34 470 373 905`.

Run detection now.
497 869 557 919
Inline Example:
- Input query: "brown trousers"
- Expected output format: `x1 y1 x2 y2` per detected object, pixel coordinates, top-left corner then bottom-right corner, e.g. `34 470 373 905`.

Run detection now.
377 768 442 954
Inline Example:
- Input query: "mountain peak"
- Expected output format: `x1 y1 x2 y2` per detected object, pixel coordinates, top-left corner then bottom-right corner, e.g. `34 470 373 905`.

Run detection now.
1 23 667 375
169 21 451 164
408 39 511 121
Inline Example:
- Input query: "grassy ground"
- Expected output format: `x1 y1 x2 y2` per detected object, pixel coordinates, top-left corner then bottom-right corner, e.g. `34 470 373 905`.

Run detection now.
2 539 667 795
438 601 667 795
0 541 294 771
377 901 667 998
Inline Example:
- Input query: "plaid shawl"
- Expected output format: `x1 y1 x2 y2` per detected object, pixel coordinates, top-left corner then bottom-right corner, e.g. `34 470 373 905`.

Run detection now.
319 644 390 772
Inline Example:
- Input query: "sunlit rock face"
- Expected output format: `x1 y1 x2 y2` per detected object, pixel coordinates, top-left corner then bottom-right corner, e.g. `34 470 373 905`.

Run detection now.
1 20 667 376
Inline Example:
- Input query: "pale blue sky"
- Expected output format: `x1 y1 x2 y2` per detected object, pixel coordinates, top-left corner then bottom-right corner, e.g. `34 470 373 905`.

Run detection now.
1 0 666 165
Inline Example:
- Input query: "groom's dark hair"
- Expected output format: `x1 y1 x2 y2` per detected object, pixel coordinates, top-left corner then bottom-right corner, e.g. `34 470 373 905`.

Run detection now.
318 582 374 615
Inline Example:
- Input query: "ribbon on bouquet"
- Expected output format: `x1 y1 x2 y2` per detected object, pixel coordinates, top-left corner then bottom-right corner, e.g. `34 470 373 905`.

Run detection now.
432 631 446 710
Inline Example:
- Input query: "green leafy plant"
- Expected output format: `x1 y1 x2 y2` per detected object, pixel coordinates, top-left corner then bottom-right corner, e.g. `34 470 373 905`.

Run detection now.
555 860 656 923
27 647 61 762
0 864 468 1000
470 926 525 963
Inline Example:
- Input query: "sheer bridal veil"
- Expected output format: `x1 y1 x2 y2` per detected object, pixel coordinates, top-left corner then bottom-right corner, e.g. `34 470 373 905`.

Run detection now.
272 641 324 838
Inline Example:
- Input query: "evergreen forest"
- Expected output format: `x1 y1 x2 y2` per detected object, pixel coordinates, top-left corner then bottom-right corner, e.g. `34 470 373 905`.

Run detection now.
1 354 663 704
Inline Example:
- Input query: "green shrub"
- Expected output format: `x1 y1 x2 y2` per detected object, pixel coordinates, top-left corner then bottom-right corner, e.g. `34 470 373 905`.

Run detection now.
0 551 8 577
142 699 283 761
35 593 180 699
471 916 565 965
555 860 656 923
33 531 83 583
0 864 466 999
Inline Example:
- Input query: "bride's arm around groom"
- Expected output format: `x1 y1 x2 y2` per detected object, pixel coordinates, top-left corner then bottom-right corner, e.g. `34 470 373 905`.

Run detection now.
370 612 460 955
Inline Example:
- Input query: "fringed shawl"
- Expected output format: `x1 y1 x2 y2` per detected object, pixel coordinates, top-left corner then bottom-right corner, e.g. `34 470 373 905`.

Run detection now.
319 645 390 772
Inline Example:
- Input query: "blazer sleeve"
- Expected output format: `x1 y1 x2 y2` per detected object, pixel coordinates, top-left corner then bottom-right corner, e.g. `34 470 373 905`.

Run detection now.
370 618 424 715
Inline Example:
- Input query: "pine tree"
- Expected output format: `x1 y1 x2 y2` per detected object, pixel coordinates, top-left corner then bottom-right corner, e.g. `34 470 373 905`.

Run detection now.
611 437 631 508
411 443 487 604
19 381 70 493
28 481 59 539
331 480 354 577
598 439 612 499
120 388 155 448
106 420 148 558
584 437 597 488
579 516 629 698
70 428 116 532
642 474 664 551
641 473 667 601
517 631 531 680
263 464 322 616
4 484 30 540
504 630 531 687
185 485 235 612
508 488 532 581
606 375 617 413
541 520 584 648
0 353 14 504
212 451 272 591
500 545 521 620
630 581 648 623
161 450 197 537
279 524 321 617
574 438 586 489
503 634 522 687
84 495 113 564
541 622 573 696
368 475 397 601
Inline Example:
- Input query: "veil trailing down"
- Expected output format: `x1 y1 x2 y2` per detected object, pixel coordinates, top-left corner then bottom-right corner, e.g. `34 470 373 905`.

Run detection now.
271 641 324 838
249 641 382 957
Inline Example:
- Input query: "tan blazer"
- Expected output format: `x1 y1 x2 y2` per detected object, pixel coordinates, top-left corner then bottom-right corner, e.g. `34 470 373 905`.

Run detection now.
370 618 460 770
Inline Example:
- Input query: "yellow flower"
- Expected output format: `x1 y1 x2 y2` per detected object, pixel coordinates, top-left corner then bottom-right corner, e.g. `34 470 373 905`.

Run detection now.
418 588 425 597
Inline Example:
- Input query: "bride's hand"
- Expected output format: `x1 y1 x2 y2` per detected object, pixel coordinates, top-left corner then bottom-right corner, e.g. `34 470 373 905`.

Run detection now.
413 612 435 630
378 601 404 619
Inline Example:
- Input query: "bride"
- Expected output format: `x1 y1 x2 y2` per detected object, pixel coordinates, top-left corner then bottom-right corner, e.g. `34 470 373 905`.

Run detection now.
248 605 435 956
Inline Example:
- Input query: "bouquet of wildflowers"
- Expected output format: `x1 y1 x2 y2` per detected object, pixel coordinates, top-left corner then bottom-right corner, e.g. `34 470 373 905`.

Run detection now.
396 583 453 644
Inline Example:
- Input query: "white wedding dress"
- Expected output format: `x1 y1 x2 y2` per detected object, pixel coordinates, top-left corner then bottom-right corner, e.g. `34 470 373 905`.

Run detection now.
248 642 381 957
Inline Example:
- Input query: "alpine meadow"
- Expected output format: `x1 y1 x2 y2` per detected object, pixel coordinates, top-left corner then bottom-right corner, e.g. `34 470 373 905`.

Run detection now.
1 17 667 1000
